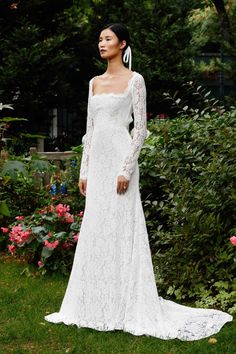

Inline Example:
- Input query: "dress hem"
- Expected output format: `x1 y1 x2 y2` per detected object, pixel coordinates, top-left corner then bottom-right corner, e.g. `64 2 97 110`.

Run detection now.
44 313 233 341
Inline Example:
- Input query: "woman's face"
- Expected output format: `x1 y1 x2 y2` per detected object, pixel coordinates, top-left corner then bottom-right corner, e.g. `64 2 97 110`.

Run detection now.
98 28 125 60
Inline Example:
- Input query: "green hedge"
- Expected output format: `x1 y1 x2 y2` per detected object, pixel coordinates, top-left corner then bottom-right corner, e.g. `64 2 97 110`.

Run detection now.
139 109 236 313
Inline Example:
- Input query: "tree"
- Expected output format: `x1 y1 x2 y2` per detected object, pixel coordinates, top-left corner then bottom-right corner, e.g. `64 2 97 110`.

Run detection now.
0 0 93 143
189 1 236 90
212 0 231 41
0 0 208 144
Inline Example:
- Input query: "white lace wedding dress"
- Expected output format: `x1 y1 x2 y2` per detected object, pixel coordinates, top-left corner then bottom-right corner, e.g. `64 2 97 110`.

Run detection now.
44 71 233 340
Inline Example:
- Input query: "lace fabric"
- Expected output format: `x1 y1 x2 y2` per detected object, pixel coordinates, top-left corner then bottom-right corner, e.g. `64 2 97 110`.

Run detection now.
118 73 147 180
79 72 147 181
45 72 233 340
79 78 94 180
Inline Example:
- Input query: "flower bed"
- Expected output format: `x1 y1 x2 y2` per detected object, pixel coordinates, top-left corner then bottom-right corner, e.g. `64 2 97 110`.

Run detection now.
2 203 83 274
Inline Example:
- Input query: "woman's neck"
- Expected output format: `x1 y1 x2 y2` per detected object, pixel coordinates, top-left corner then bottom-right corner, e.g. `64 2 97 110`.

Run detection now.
105 55 127 76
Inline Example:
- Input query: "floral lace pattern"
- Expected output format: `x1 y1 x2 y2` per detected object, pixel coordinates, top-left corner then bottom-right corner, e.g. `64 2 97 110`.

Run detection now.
45 72 233 340
79 78 94 180
118 74 147 180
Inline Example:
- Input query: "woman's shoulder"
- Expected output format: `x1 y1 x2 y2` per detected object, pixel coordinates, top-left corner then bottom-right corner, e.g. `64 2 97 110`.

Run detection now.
131 71 146 90
89 76 98 85
133 71 145 82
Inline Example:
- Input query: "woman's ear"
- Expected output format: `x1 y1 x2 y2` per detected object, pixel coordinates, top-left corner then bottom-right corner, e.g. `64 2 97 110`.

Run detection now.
120 40 127 51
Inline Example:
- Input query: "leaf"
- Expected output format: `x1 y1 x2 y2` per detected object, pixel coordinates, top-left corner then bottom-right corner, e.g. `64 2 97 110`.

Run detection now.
204 91 211 98
208 337 217 344
0 201 11 217
31 226 47 235
0 117 28 122
30 159 53 173
41 247 54 259
1 160 27 181
21 133 47 138
0 103 14 110
55 232 67 239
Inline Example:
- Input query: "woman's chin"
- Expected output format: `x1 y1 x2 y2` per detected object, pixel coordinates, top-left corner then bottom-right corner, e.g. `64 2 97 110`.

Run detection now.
100 53 108 59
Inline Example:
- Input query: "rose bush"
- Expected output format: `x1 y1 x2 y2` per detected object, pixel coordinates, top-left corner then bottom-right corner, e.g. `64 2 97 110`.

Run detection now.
4 203 83 274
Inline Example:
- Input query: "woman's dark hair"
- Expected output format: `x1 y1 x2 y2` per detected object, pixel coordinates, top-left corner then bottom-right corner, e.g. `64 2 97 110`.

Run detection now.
101 23 130 51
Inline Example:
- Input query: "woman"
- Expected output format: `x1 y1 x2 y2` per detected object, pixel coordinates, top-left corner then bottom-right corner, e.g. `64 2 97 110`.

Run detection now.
45 23 233 340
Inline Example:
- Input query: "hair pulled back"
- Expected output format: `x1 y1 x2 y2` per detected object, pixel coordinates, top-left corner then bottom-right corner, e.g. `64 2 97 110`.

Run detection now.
102 23 130 52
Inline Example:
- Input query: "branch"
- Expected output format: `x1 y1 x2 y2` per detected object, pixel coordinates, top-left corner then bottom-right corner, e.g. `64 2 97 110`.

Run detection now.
212 0 231 41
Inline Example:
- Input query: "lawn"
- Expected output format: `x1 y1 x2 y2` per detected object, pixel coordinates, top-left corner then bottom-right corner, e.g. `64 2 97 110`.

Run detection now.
0 255 235 354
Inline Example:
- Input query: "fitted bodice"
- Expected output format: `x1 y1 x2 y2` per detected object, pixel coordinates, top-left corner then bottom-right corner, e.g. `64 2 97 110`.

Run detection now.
89 73 137 130
79 71 148 181
90 93 133 130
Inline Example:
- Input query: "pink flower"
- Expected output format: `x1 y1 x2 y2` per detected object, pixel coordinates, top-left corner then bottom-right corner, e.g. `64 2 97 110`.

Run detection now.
22 230 31 241
1 227 9 233
159 113 168 119
15 215 24 221
9 224 23 244
8 244 16 254
56 203 70 218
73 233 79 242
48 232 52 238
38 260 43 268
8 224 31 246
65 212 74 223
44 239 59 249
78 211 84 217
230 236 236 247
61 242 73 250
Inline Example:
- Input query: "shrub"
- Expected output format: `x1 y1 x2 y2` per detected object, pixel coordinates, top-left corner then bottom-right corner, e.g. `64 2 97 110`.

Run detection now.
4 203 83 275
0 152 86 252
139 108 236 313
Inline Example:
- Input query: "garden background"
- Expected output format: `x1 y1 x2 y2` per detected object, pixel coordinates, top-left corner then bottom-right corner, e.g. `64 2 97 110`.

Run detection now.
0 0 236 353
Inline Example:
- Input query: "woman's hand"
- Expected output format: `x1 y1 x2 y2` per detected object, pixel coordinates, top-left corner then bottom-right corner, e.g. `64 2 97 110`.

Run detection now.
78 179 87 197
117 175 129 194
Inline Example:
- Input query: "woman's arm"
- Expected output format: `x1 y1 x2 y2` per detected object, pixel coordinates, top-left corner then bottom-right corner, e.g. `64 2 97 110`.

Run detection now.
118 73 147 181
79 78 94 180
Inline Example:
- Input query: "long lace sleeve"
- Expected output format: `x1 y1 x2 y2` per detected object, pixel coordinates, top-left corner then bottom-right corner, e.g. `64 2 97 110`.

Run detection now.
79 79 94 180
119 73 147 180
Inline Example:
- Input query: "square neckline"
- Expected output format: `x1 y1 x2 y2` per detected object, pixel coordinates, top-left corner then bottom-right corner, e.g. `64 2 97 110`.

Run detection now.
91 71 137 98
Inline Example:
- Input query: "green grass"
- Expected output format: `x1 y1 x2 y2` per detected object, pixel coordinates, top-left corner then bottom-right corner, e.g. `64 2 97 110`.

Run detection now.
0 255 235 354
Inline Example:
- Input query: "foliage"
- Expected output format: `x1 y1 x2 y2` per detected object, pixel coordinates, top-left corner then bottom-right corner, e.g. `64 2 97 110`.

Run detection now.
189 0 236 86
48 157 85 213
0 0 203 136
139 108 236 313
0 0 94 138
4 203 83 275
0 152 85 251
0 155 53 211
0 154 53 249
162 81 225 117
0 1 235 140
0 201 10 220
0 102 28 151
